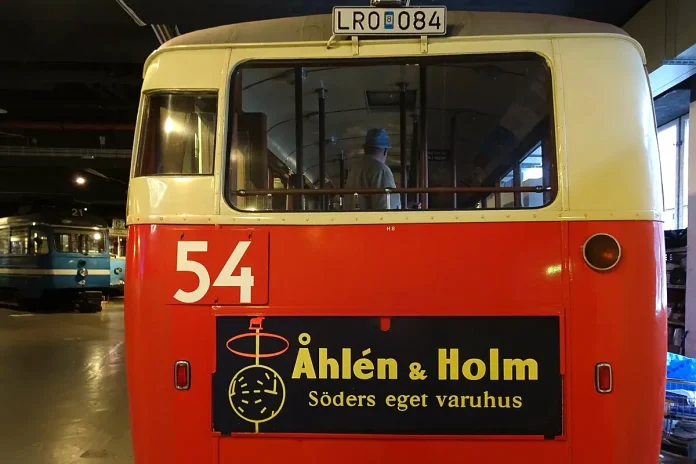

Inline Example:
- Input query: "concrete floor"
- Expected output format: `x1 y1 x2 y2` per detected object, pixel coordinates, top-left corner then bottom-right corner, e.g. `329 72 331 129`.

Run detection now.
0 299 690 464
0 300 132 464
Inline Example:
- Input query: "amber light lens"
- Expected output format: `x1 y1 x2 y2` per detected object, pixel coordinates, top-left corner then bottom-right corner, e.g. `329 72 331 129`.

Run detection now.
583 234 621 271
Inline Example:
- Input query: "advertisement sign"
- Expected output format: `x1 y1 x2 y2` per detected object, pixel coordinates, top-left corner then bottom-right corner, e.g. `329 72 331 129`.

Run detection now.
213 315 562 436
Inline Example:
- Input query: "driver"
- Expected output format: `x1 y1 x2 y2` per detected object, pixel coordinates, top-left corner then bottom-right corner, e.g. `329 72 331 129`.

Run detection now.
345 128 401 210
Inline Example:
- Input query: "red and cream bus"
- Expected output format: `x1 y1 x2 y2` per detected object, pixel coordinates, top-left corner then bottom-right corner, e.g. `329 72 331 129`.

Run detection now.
125 7 667 464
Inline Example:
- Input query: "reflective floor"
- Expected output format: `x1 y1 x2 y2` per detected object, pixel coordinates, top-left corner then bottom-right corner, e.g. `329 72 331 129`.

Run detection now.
0 300 132 464
0 299 689 464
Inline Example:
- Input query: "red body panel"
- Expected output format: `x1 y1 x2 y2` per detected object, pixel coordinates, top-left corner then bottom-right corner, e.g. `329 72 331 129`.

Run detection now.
124 220 666 463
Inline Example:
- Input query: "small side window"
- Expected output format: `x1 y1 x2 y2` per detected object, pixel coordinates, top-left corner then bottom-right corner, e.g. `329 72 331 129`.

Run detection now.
0 228 8 256
53 229 106 254
9 227 29 255
31 228 49 255
136 92 218 176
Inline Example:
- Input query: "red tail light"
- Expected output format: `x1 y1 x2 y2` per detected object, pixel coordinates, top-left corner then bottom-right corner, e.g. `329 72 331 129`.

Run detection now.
595 362 613 393
583 233 621 271
175 360 191 390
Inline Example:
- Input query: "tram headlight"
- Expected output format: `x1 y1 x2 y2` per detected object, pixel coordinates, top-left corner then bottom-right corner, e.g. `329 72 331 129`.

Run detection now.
78 268 88 277
114 267 122 275
583 233 621 271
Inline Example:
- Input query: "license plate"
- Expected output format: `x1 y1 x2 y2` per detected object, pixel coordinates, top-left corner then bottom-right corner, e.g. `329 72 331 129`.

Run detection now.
332 6 447 36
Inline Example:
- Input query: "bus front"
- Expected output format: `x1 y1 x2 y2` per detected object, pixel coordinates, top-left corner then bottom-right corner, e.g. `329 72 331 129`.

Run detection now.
125 9 666 464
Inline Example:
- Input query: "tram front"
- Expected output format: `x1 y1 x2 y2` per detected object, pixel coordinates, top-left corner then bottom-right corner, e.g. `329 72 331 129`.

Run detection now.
125 6 666 464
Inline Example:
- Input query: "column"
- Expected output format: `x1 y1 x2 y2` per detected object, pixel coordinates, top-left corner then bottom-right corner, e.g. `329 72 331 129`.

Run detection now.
684 77 696 356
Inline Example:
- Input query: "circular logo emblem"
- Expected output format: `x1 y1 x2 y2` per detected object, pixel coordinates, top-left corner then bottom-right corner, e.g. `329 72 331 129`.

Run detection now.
228 364 285 424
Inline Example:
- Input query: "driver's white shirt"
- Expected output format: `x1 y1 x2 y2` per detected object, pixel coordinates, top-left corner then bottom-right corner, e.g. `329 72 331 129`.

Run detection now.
345 155 401 210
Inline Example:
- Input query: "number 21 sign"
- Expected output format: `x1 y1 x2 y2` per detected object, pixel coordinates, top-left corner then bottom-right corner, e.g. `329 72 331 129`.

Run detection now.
169 230 269 305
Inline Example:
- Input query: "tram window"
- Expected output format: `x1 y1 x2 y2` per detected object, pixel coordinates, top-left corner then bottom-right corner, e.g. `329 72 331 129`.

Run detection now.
31 229 49 255
9 227 29 255
0 228 9 255
136 92 218 177
54 229 106 254
109 236 126 258
225 53 555 212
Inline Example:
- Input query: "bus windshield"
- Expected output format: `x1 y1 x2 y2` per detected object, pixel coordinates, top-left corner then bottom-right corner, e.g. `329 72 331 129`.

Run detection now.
221 53 555 212
53 228 106 254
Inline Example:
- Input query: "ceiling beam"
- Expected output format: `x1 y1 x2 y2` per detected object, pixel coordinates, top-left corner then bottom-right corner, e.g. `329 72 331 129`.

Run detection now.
114 0 180 45
0 146 131 159
0 156 130 169
115 0 147 26
0 95 137 112
0 122 135 131
152 24 181 44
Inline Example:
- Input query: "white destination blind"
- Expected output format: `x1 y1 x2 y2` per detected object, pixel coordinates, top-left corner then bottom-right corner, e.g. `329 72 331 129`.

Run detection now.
332 6 447 36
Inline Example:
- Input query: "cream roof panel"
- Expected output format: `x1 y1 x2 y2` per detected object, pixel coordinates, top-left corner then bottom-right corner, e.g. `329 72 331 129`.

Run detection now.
158 11 628 49
559 38 662 213
143 48 230 91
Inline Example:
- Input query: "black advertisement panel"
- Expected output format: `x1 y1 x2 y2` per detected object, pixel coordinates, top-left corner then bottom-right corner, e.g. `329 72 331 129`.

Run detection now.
212 316 562 436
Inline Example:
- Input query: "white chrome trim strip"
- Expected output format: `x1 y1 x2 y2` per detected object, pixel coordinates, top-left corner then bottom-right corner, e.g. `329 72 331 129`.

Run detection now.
127 209 661 226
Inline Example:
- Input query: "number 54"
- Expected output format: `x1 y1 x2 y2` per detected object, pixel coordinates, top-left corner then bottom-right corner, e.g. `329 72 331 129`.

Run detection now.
173 241 254 304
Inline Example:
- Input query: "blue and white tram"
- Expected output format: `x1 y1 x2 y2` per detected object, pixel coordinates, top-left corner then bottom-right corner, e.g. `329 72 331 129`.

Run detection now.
108 227 126 296
0 212 111 312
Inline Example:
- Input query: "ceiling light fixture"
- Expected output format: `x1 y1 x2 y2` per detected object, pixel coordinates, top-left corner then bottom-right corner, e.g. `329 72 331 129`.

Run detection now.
164 117 175 133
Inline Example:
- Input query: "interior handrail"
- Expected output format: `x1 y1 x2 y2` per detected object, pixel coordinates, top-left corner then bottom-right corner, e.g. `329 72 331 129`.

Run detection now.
231 186 550 196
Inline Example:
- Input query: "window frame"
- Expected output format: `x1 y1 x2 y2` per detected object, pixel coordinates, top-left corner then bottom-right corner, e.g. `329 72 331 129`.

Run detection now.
0 227 9 256
658 112 690 230
8 226 30 256
134 89 220 178
29 226 50 255
109 235 127 258
223 53 558 213
52 228 107 255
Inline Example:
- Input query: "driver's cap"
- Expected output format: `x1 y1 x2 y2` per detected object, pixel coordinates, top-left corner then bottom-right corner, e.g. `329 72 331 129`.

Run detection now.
364 128 391 149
